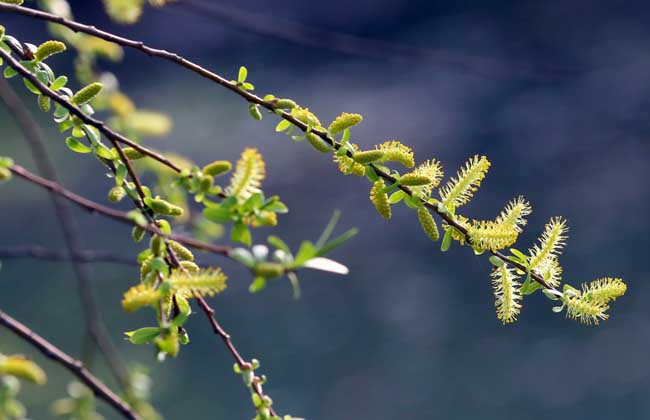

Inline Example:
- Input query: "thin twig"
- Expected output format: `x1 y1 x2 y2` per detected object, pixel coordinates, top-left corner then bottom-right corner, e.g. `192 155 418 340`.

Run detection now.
7 164 232 257
0 308 141 420
0 76 130 389
0 7 555 290
0 246 136 265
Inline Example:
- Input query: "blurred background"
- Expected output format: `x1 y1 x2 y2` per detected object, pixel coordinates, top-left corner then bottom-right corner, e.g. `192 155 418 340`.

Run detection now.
1 0 650 418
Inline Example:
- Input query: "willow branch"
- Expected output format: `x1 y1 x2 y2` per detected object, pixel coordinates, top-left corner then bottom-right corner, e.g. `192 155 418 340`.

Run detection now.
0 308 141 420
0 51 181 173
0 5 553 290
7 164 231 257
0 76 131 389
0 246 136 265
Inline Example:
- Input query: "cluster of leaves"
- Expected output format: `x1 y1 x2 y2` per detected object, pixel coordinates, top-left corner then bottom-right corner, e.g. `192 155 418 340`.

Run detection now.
0 353 46 419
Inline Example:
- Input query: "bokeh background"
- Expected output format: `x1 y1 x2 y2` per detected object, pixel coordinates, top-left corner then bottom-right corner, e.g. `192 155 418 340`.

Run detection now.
1 0 650 419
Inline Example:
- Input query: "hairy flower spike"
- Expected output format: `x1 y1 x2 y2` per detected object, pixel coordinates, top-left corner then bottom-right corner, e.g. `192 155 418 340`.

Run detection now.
582 278 627 304
71 82 103 106
0 355 47 385
353 150 385 164
168 240 194 261
370 179 391 219
439 155 490 211
406 159 444 197
334 143 366 176
306 132 332 153
291 107 323 129
169 267 228 298
377 141 415 168
121 284 161 312
564 294 609 325
491 265 522 324
528 217 568 287
496 196 532 232
202 160 232 177
226 148 266 202
468 219 519 251
417 207 439 241
328 112 363 135
34 40 66 62
0 0 24 5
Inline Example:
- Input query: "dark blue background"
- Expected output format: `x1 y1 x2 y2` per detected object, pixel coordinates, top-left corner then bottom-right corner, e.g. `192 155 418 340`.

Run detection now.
1 1 649 419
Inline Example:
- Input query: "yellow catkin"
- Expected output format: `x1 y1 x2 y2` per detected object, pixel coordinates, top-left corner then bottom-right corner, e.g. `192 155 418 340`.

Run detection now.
328 112 363 135
370 179 391 219
353 150 385 164
202 160 232 177
169 267 227 298
467 219 519 251
527 217 568 287
168 240 194 261
582 278 627 304
34 40 66 61
564 294 609 325
417 207 439 241
226 148 266 201
439 155 490 211
71 82 103 105
400 173 433 187
491 265 522 324
291 107 323 129
121 284 161 312
0 355 47 385
334 143 366 176
377 141 415 168
306 132 332 153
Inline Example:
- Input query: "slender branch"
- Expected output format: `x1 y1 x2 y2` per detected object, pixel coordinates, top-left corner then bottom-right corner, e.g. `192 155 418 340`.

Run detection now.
0 246 136 265
0 309 141 420
0 6 554 290
0 51 181 173
196 295 279 418
0 75 130 389
7 164 231 257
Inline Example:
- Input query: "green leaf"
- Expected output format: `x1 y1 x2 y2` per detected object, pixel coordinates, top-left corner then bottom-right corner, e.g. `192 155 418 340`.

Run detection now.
489 255 504 267
3 66 17 79
441 228 452 252
50 75 68 90
294 241 317 266
275 119 292 132
231 222 252 246
23 77 41 95
238 66 248 83
115 163 127 186
249 276 266 293
203 207 235 224
172 297 192 327
94 144 115 160
230 247 255 267
316 210 341 249
520 272 541 295
65 137 91 154
316 228 358 257
365 165 379 182
267 235 291 253
388 190 406 204
125 327 161 344
510 248 527 262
